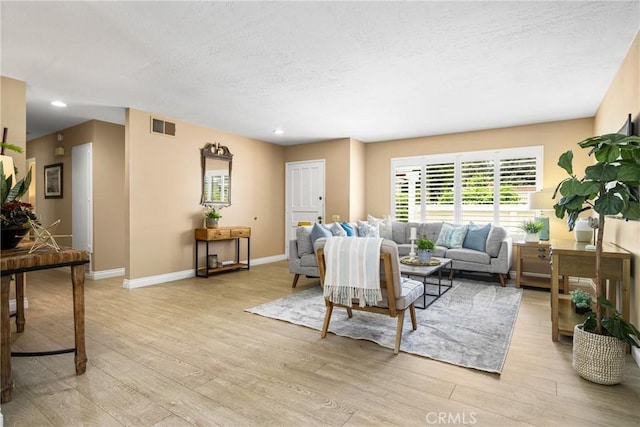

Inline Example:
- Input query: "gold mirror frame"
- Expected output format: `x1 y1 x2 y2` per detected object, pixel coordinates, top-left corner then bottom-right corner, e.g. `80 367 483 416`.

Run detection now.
201 142 232 207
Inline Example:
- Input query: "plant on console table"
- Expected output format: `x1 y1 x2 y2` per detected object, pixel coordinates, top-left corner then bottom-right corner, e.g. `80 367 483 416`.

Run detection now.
520 220 543 242
1 162 37 249
553 132 640 384
203 206 222 228
416 237 435 263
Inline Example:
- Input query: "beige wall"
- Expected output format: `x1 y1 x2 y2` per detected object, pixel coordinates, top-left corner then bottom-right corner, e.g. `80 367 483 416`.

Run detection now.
594 30 640 328
349 138 366 221
125 109 285 280
284 138 352 222
0 77 27 177
26 120 126 272
364 118 595 241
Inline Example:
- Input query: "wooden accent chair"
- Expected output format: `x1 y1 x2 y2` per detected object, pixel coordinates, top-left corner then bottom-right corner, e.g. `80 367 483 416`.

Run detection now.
314 238 424 354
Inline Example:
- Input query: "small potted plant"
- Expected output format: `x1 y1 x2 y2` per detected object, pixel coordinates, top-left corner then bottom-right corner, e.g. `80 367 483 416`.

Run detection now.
416 236 435 263
520 220 544 242
203 206 222 228
570 289 593 315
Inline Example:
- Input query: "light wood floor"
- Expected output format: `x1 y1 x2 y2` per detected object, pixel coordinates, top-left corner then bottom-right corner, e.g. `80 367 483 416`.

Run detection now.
1 261 639 426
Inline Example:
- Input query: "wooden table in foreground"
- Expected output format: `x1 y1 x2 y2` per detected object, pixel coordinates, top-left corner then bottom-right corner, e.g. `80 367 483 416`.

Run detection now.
549 239 631 342
0 244 90 403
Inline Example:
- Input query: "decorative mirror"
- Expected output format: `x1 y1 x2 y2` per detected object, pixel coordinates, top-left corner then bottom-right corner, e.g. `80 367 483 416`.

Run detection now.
201 142 232 207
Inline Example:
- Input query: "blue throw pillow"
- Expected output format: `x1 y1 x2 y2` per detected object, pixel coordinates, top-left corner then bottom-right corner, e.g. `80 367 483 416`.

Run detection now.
311 222 332 245
463 222 492 252
340 221 355 236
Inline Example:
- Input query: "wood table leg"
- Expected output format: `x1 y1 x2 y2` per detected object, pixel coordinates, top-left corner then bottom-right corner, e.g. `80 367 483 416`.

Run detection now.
1 275 13 403
15 273 25 333
71 265 87 375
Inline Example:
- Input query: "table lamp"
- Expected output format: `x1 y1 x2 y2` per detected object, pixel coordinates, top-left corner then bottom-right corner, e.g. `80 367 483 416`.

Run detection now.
528 189 555 241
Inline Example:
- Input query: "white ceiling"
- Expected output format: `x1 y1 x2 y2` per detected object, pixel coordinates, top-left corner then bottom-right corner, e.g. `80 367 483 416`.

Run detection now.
2 1 639 145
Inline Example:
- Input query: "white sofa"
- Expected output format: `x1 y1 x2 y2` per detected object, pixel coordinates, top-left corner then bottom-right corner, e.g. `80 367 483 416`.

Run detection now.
288 220 513 287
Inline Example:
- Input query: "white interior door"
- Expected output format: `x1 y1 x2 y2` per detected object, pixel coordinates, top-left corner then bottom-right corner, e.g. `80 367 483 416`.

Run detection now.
285 159 325 257
72 143 93 258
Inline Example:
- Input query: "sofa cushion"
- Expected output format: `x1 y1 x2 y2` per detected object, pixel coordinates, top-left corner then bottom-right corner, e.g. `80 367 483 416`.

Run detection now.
445 248 491 265
357 220 380 238
340 221 355 236
296 226 314 257
368 214 392 240
462 222 492 252
328 222 347 236
311 222 332 245
485 226 507 257
418 222 442 242
436 223 468 249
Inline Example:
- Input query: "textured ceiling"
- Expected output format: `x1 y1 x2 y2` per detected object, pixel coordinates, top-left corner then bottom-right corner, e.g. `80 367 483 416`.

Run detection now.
2 1 639 145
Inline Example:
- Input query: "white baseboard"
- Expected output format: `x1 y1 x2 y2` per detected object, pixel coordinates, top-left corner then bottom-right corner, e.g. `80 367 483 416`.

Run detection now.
122 269 194 289
87 268 125 280
121 254 286 289
9 297 29 312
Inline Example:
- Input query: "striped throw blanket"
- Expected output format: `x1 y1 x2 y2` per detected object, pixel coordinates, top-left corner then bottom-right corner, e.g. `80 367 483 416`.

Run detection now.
323 237 384 307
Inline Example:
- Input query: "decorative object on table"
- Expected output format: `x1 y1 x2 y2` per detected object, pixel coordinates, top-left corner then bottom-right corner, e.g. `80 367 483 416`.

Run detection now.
28 219 72 253
203 206 222 228
520 220 544 243
1 162 37 250
408 226 417 260
416 236 435 263
400 256 440 266
44 163 63 199
553 131 640 384
573 217 593 243
207 254 218 269
569 289 593 315
528 189 555 241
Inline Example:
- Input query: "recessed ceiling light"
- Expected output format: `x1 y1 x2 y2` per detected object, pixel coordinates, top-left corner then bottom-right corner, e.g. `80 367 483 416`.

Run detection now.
51 100 67 107
273 128 284 136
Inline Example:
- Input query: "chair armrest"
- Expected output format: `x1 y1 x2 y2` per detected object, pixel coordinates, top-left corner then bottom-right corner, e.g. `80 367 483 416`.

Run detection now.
492 236 513 274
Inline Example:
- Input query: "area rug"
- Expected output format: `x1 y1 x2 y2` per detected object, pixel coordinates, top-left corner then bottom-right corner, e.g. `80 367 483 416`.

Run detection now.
246 280 522 373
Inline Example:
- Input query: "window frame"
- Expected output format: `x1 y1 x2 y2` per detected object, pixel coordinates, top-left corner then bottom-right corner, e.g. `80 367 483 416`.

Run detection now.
390 146 543 227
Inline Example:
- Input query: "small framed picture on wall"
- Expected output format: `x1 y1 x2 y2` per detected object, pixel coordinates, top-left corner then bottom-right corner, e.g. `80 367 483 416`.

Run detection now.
44 163 63 199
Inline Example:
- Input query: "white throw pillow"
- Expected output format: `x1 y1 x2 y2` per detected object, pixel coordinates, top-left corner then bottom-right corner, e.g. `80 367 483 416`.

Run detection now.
367 214 392 240
357 220 380 238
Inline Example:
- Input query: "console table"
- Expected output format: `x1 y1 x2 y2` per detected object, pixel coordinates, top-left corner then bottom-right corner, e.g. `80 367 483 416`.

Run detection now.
1 244 90 403
549 239 631 341
194 227 251 278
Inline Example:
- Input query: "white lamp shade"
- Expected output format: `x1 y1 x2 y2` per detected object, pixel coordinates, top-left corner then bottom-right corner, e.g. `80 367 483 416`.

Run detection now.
528 189 555 211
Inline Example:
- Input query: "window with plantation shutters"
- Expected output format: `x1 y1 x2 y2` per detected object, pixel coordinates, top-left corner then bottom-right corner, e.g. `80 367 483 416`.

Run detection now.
391 146 542 233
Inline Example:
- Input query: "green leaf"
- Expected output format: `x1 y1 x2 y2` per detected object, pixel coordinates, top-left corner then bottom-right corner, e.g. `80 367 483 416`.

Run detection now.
585 163 617 182
559 178 582 197
557 150 573 175
594 144 620 163
594 192 625 216
576 180 600 196
622 201 640 219
617 161 640 181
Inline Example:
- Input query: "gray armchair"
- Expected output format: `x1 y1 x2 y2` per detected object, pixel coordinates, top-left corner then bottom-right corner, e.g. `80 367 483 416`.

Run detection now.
288 225 319 287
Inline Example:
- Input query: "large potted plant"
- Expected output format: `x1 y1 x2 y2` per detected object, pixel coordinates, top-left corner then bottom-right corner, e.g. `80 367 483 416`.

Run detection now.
553 132 640 384
1 162 36 249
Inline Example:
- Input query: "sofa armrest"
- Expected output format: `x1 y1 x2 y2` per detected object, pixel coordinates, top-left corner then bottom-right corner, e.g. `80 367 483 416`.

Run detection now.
491 236 513 274
289 239 299 267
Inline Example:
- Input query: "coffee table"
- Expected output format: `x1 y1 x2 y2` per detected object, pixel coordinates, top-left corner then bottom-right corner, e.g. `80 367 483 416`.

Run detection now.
399 257 453 309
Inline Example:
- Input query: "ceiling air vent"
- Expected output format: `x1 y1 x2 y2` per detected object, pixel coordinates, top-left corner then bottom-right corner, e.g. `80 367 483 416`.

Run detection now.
151 118 176 136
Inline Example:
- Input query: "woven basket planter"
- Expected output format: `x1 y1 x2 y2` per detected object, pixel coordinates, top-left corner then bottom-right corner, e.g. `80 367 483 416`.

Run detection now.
573 324 626 385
